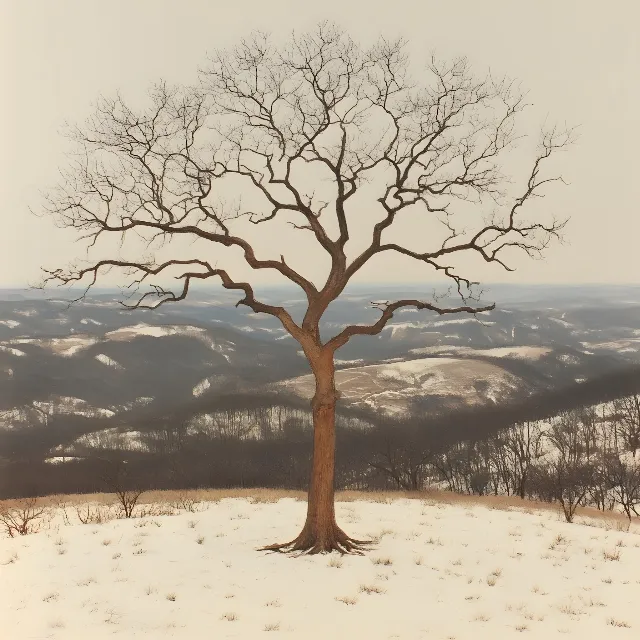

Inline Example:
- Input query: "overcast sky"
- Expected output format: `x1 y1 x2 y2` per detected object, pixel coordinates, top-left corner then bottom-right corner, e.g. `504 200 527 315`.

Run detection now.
1 0 639 292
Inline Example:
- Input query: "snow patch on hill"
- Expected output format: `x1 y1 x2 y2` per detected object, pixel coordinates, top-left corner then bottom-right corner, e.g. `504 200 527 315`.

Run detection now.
192 378 211 397
280 356 523 415
95 354 124 369
44 456 81 464
33 396 116 419
0 345 26 356
80 318 103 325
410 345 551 360
8 336 98 356
105 323 234 362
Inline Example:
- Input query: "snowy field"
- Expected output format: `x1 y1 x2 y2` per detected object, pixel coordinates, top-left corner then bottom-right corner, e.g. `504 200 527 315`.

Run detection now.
2 492 640 639
279 357 521 414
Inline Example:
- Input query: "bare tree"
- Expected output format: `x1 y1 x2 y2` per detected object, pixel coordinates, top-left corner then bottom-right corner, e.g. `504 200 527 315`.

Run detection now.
0 498 48 537
531 459 594 523
502 421 546 499
606 454 640 521
38 23 572 554
612 394 640 457
101 460 144 519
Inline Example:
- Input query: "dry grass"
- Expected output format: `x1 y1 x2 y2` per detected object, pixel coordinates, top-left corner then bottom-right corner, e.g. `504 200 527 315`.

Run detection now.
607 617 631 628
486 569 502 587
1 487 635 531
359 584 386 595
603 549 621 562
264 599 281 608
220 612 238 622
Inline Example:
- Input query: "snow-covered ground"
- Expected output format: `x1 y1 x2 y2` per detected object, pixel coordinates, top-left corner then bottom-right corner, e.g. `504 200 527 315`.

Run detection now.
2 494 639 639
410 345 552 359
279 356 522 414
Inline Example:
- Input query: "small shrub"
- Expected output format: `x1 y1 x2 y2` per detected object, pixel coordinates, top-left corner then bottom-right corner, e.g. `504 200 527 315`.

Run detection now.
603 549 621 562
75 504 115 525
170 493 202 513
359 584 386 595
0 498 48 537
607 618 631 628
221 612 238 621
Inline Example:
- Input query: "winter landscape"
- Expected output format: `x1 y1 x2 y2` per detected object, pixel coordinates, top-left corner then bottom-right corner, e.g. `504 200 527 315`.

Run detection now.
2 1 639 638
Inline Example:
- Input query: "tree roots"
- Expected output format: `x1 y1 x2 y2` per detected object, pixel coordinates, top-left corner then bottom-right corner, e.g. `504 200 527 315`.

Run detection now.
258 524 374 556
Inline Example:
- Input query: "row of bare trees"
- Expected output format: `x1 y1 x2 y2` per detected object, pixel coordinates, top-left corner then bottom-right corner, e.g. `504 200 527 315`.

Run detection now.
3 387 640 528
390 396 640 522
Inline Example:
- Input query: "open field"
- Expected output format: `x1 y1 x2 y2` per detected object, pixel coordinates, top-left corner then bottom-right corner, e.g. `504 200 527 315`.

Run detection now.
2 490 639 639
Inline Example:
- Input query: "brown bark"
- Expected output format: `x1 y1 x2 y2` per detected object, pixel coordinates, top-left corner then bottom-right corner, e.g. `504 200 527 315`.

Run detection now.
259 350 372 554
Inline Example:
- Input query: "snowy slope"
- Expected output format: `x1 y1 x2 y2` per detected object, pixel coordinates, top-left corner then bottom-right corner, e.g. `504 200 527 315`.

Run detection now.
2 494 639 639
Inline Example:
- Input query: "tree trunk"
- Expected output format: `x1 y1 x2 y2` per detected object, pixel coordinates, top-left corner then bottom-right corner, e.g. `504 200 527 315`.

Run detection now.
259 350 371 555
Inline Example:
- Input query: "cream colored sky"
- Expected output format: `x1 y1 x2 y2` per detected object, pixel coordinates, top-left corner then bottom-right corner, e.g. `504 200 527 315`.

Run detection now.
1 0 639 290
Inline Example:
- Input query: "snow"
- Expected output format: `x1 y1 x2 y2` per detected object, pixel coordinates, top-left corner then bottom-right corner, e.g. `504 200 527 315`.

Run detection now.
2 495 640 639
0 319 20 328
62 428 146 451
549 317 573 329
192 378 211 397
105 323 199 339
32 396 116 419
280 356 521 415
95 354 124 370
105 324 234 362
8 336 97 356
383 318 496 336
410 345 551 360
430 318 495 327
0 345 26 356
557 354 581 365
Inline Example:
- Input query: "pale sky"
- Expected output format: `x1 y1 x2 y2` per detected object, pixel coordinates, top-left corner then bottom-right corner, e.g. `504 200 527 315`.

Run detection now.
1 0 639 291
